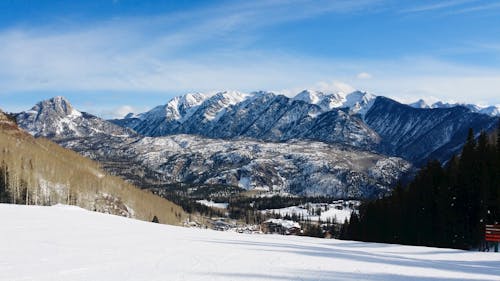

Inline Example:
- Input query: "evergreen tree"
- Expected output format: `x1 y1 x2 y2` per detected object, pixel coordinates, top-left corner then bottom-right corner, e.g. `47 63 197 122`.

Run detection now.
152 215 159 223
342 127 500 250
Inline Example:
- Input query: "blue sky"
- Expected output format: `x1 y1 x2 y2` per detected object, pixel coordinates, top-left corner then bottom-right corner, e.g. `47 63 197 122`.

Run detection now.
1 0 500 118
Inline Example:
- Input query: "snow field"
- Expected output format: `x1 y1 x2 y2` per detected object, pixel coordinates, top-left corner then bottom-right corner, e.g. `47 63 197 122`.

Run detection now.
1 204 499 281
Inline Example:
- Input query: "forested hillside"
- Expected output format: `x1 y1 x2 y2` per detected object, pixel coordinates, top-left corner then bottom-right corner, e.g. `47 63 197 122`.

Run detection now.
0 110 185 225
342 125 500 250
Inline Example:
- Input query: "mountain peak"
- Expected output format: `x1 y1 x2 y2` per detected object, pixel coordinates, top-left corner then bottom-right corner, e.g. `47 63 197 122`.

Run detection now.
409 99 430 109
294 89 326 104
33 96 81 118
17 96 133 139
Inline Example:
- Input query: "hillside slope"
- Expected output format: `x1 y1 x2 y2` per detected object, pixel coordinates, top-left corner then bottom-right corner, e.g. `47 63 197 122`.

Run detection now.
60 134 410 198
2 204 499 281
0 110 185 225
365 97 499 165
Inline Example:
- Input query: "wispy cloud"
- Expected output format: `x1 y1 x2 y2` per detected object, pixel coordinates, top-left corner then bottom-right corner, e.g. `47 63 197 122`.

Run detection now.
401 0 500 15
1 0 500 116
0 0 386 94
357 72 373 79
450 1 500 14
401 0 477 13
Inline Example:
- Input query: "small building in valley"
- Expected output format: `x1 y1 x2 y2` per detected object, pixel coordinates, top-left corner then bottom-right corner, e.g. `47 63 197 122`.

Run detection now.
261 219 301 235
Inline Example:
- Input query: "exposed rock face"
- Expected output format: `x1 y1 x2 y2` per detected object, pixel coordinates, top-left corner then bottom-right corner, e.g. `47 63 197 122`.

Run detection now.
16 96 134 139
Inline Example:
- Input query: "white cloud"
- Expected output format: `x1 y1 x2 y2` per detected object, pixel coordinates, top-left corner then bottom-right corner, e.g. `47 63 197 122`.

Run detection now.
315 80 356 94
356 72 372 79
113 105 136 118
0 0 384 95
85 105 149 119
0 0 500 113
401 0 475 13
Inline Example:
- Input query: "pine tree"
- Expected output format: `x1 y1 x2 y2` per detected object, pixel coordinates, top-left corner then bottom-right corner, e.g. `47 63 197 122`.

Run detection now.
152 215 159 223
341 127 500 250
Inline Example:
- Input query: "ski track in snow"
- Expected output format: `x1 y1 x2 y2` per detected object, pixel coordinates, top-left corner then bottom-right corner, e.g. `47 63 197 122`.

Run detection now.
1 204 500 281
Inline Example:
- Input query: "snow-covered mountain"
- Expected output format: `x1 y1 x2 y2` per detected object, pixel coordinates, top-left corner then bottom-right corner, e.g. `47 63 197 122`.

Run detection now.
16 96 134 139
110 91 498 167
479 105 500 116
408 99 430 109
365 97 499 165
15 97 412 198
111 90 380 148
292 89 376 114
408 99 500 117
15 94 498 197
59 134 410 198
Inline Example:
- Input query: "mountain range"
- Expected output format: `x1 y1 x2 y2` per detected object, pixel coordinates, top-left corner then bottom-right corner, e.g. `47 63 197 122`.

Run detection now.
409 98 500 116
14 90 499 198
109 90 498 165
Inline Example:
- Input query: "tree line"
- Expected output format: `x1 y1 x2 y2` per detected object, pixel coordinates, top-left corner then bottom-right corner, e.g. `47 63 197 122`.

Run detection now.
341 125 500 250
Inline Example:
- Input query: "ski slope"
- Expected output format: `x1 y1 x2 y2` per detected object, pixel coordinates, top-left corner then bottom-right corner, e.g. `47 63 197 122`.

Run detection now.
1 204 499 281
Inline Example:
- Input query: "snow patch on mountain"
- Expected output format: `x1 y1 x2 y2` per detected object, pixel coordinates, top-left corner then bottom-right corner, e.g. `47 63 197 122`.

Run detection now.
59 134 410 198
408 99 500 116
16 97 133 138
293 89 376 115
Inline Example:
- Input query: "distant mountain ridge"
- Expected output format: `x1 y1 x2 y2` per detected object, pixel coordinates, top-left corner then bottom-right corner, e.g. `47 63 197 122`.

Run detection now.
365 97 499 165
13 91 499 198
408 98 500 116
111 90 380 149
15 95 414 198
109 90 499 166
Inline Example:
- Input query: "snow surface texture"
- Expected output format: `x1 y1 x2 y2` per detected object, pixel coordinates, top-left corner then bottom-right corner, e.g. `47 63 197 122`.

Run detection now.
2 204 499 281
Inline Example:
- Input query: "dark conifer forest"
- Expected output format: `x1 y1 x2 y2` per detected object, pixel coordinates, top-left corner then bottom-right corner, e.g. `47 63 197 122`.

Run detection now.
342 126 500 250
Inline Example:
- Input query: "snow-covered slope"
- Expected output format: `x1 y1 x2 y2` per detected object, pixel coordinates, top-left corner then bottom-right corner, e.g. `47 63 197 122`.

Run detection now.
409 99 500 117
408 99 431 109
293 89 376 114
2 204 499 281
112 91 251 137
479 105 500 116
60 134 411 198
366 97 500 165
16 96 134 139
